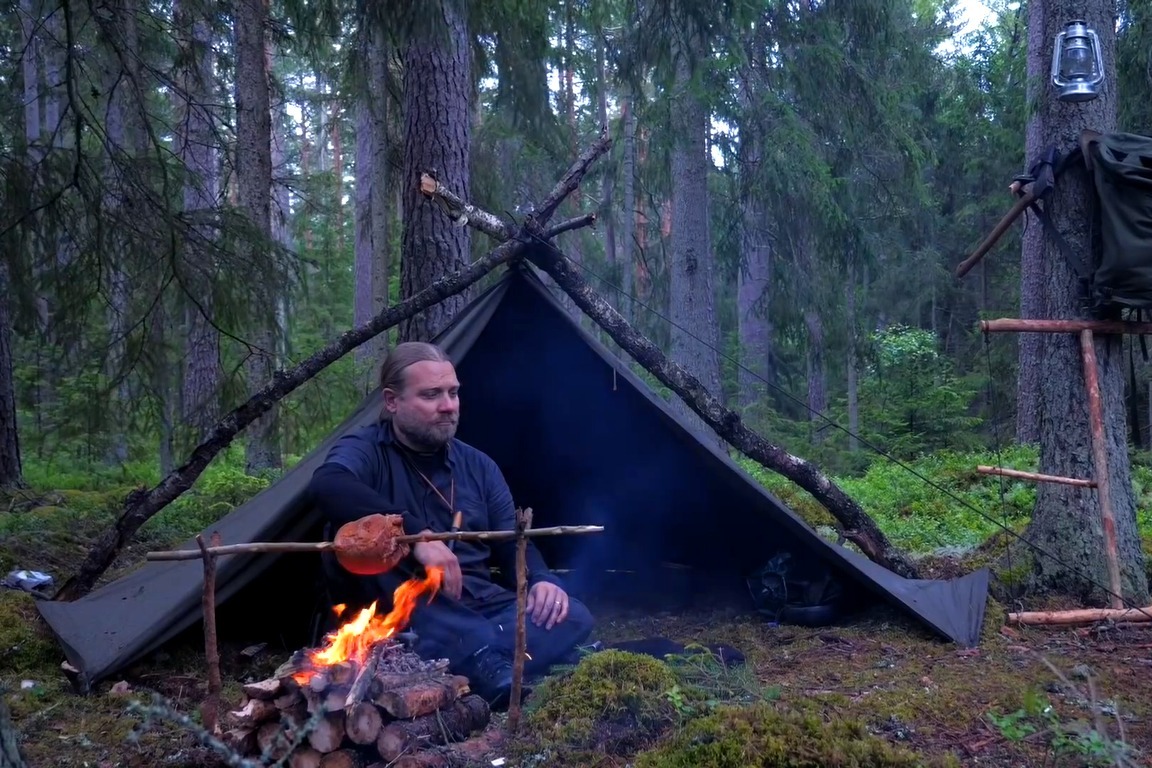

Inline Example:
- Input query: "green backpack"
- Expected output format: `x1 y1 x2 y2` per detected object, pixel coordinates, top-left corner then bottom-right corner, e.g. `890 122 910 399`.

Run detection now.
1017 130 1152 316
1082 131 1152 312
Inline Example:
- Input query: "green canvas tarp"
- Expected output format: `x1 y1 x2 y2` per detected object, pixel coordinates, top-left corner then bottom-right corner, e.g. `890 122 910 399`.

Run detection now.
37 265 990 689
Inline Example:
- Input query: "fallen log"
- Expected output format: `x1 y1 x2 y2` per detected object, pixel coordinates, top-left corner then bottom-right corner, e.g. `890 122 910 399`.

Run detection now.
1008 605 1152 626
375 675 469 719
525 243 920 579
375 695 490 763
53 127 612 602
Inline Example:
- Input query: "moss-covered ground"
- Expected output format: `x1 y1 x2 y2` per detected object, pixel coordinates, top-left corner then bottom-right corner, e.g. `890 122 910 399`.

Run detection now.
3 449 1150 767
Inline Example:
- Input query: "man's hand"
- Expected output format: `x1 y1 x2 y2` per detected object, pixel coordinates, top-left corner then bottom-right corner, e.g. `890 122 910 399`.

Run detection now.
527 581 570 630
412 540 463 600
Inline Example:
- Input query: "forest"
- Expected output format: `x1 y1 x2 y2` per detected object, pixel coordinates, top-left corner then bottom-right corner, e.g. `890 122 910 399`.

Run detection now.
2 0 1152 766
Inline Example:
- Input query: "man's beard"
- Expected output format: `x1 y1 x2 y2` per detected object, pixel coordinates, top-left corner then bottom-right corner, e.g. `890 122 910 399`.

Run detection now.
396 416 458 453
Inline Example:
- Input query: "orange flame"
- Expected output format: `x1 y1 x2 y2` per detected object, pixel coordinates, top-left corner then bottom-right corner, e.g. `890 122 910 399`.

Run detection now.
294 567 443 682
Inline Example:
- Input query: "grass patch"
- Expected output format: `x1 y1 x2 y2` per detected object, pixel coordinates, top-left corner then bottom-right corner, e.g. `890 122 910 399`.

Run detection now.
634 703 960 767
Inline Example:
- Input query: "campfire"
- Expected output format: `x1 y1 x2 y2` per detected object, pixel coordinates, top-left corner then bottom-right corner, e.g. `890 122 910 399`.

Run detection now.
222 567 500 768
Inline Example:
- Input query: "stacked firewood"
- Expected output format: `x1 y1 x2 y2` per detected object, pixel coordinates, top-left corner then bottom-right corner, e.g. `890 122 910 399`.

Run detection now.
222 640 500 768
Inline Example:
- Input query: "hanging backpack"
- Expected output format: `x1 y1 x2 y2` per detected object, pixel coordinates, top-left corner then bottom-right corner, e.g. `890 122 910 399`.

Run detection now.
1080 130 1152 313
1017 130 1152 317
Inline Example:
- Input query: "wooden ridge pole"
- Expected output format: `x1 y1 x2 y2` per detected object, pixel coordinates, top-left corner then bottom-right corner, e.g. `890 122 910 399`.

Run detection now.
1079 330 1124 609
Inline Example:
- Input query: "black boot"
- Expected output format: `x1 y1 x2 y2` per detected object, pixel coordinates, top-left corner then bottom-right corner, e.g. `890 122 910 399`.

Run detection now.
457 646 526 710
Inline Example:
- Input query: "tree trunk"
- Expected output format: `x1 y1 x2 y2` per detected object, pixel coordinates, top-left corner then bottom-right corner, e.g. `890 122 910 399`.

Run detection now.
846 262 859 453
805 307 827 442
1015 0 1050 445
354 24 390 372
20 0 41 161
98 0 144 466
736 73 772 411
528 247 920 579
668 38 722 441
621 98 637 322
595 30 617 289
235 0 280 472
177 0 223 443
1016 0 1150 605
398 0 471 343
0 259 23 490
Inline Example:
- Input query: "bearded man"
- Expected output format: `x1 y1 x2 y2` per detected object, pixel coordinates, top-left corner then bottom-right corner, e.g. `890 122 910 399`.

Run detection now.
306 341 595 707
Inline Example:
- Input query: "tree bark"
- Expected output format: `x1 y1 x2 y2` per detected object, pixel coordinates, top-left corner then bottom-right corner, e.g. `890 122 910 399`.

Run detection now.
353 23 390 371
668 35 722 441
1015 0 1050 445
54 133 610 600
235 0 280 473
620 97 637 322
1015 0 1150 605
176 0 223 444
527 247 920 579
399 0 471 343
0 259 22 490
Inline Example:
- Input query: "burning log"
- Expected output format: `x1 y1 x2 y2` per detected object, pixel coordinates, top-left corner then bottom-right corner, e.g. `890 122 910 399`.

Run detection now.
374 695 490 763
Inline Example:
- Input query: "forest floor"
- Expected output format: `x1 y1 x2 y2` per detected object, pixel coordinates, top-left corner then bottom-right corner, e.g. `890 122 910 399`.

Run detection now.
2 481 1150 767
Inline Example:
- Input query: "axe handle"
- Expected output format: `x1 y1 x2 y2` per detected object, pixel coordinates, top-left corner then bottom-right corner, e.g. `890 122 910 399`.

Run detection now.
955 190 1037 279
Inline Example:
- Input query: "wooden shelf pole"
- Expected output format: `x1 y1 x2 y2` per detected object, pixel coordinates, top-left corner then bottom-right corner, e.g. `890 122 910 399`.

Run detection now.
1079 329 1125 609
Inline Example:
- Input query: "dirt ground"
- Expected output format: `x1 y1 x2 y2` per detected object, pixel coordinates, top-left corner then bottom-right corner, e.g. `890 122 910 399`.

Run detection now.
3 585 1148 767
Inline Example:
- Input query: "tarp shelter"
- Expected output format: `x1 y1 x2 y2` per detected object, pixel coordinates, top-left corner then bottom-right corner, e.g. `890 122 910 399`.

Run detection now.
37 264 990 689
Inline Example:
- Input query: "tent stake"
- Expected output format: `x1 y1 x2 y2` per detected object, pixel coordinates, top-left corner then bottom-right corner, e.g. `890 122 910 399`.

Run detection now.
507 507 532 733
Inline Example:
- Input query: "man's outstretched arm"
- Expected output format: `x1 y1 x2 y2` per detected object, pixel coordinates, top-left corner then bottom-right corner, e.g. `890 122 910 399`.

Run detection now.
307 434 424 535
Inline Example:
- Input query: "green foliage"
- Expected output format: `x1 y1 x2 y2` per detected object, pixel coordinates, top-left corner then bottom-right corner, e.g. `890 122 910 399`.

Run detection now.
987 688 1139 767
737 445 1152 556
0 591 61 674
634 703 960 768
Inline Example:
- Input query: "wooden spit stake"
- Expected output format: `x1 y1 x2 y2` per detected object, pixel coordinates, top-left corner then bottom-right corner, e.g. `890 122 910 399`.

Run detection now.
507 506 532 733
146 525 604 563
197 531 223 736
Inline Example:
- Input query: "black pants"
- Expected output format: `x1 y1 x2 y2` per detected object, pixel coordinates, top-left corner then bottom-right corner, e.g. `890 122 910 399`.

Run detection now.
323 556 594 677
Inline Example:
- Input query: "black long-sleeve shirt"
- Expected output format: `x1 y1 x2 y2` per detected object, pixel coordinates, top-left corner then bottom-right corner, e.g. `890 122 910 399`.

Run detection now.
307 419 561 599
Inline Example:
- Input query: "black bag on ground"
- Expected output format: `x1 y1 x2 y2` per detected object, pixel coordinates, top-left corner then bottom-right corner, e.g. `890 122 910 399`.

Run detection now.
1082 131 1152 311
746 550 846 627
